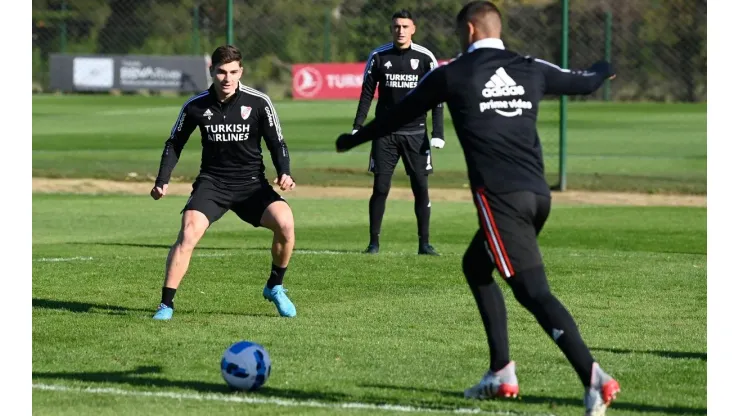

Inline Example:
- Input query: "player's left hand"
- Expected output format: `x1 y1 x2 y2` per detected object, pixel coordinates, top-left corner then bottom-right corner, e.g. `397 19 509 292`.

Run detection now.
274 174 296 191
430 138 445 149
336 133 354 153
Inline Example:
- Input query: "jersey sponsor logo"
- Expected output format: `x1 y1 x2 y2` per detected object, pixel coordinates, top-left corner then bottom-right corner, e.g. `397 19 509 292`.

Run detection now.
265 106 274 127
241 106 252 120
479 68 532 117
204 124 250 133
204 124 251 141
384 73 419 89
410 58 419 70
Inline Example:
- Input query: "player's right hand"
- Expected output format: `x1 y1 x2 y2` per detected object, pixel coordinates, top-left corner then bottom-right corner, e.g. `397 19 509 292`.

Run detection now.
150 184 168 200
336 133 354 153
352 129 358 135
589 61 615 80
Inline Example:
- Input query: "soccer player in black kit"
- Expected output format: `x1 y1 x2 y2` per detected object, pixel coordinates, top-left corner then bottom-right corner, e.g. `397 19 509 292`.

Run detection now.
352 10 445 256
150 45 297 320
336 2 620 415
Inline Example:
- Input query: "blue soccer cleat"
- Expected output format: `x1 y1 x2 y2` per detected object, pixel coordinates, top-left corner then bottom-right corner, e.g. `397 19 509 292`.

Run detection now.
152 303 173 320
262 285 296 318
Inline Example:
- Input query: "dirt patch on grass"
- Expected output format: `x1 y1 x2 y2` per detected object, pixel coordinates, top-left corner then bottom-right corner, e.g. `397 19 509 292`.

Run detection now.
32 178 706 207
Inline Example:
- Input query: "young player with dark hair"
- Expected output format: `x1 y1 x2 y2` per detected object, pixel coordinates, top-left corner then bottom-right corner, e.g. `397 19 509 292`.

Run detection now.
150 45 297 320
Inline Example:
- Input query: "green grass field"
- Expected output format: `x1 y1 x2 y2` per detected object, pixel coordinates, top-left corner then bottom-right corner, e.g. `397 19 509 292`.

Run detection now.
32 193 707 415
32 93 706 415
32 95 707 193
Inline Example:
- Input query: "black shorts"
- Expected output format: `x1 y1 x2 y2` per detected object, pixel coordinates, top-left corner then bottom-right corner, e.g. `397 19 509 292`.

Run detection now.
368 133 433 176
472 189 551 278
182 175 285 227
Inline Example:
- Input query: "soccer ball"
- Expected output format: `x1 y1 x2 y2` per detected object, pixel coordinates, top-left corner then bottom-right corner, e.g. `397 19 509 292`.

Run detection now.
220 340 272 391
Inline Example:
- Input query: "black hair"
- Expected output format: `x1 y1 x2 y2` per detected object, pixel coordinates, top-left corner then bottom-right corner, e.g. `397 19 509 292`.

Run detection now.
392 9 414 21
211 45 242 67
456 1 501 26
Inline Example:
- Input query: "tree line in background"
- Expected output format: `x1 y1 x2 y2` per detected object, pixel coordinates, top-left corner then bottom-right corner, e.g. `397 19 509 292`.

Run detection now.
32 0 706 101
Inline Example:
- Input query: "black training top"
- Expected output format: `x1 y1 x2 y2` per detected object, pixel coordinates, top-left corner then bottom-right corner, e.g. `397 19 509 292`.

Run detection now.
156 82 290 187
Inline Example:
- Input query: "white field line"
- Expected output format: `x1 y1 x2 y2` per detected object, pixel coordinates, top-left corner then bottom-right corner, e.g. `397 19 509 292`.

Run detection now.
33 250 423 263
33 256 94 262
32 383 552 416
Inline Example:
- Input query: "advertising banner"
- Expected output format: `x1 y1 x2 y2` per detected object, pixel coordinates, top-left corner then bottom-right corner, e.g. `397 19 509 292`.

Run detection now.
50 54 211 92
292 60 451 100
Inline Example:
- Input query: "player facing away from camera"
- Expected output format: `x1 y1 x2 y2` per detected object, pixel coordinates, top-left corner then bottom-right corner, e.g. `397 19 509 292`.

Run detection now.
150 45 297 320
336 2 620 415
352 9 445 256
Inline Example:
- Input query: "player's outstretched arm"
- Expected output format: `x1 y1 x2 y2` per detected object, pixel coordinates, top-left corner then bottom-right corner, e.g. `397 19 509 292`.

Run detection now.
427 56 445 149
152 100 198 200
536 58 615 96
430 100 445 149
352 53 380 132
337 67 447 152
261 97 295 191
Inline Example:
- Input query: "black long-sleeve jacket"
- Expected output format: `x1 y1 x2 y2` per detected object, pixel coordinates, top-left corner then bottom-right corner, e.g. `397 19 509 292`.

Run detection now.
352 42 444 139
155 82 290 187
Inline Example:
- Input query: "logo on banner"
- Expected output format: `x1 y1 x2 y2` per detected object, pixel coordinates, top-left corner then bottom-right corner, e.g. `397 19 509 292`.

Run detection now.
410 59 419 70
241 106 252 120
73 57 114 88
293 67 323 97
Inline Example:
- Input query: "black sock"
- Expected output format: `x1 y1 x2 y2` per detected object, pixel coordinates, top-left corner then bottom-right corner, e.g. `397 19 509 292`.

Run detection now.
369 174 391 246
161 287 176 309
267 264 287 289
370 233 380 246
507 266 595 387
410 174 430 245
463 231 510 372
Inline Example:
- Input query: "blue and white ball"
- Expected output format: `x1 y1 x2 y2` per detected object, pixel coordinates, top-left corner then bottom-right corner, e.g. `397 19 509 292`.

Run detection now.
220 341 271 391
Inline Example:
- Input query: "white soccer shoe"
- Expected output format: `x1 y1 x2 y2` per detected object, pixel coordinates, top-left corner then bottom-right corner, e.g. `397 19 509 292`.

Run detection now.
584 363 621 416
464 361 520 400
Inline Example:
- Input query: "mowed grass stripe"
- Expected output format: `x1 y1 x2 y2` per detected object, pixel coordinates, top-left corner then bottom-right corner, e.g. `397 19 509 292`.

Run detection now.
32 96 706 193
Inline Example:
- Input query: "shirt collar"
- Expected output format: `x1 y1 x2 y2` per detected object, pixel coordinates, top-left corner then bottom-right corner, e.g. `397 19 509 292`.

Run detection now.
210 82 242 101
467 38 505 53
394 41 413 51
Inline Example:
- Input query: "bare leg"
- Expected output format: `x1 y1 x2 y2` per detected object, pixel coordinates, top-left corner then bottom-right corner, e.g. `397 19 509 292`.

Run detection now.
260 201 295 268
164 210 210 289
259 201 297 317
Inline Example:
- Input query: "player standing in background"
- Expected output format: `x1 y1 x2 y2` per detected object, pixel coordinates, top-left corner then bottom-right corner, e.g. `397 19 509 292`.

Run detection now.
352 10 445 256
150 45 297 320
336 2 620 415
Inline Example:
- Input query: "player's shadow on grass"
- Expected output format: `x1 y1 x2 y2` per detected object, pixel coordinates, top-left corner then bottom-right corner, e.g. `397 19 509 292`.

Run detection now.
33 366 228 393
32 366 356 403
68 242 362 254
68 242 236 250
592 347 707 361
32 298 275 318
32 298 149 315
360 383 707 415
